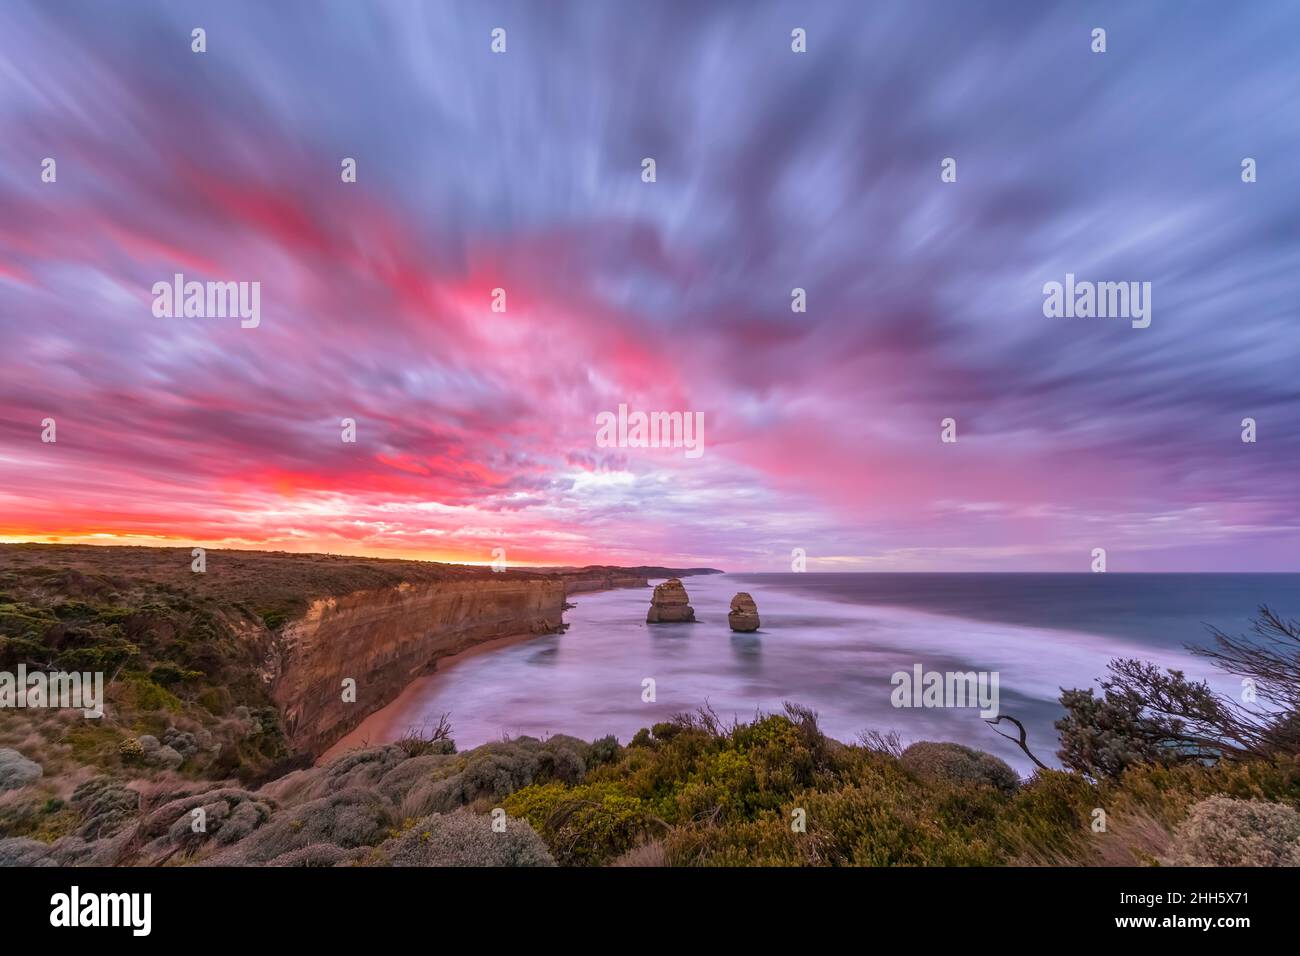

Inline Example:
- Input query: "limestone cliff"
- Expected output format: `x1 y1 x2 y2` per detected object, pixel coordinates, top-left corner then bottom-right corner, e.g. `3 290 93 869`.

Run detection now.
269 577 565 755
0 545 718 763
557 569 649 595
536 565 722 597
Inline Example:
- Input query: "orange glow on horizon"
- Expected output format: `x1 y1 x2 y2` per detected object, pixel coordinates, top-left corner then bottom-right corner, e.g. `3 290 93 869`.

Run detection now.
0 530 611 569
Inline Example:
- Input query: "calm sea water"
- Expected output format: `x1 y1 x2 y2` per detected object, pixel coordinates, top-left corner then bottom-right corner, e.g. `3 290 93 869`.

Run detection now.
331 573 1300 774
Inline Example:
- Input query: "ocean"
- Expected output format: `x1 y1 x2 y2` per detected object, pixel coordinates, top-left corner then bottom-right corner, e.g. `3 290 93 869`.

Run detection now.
330 572 1300 774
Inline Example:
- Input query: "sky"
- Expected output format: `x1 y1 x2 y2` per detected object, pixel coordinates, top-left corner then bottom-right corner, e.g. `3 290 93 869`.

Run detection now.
1 1 1298 572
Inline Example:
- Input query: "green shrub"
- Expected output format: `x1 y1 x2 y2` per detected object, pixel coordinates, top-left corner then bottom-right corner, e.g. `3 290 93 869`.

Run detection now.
0 636 48 667
115 675 183 713
148 662 204 686
375 811 555 867
0 602 57 637
53 601 98 620
504 781 658 866
589 735 621 766
651 722 682 741
259 608 290 631
55 643 139 672
666 816 803 866
899 742 1020 793
997 770 1095 858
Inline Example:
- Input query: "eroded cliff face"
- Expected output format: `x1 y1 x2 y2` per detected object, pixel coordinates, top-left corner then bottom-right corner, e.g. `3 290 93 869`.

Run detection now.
269 577 565 756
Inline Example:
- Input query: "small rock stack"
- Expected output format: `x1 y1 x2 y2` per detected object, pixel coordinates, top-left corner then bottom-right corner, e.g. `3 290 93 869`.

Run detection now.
728 592 760 632
646 578 696 623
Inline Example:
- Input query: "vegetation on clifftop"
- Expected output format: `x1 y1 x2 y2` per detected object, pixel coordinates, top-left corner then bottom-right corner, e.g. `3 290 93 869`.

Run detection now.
0 556 296 804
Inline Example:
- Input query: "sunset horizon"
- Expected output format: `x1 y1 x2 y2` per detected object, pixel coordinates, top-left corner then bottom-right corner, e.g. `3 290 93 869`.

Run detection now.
3 3 1297 574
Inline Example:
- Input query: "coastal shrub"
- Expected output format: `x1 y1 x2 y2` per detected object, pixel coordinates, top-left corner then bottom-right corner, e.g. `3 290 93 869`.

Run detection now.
651 722 682 742
145 744 183 770
0 636 49 667
71 777 141 840
794 778 996 866
445 736 593 803
1112 753 1300 814
375 753 459 804
319 746 411 795
1162 796 1300 867
212 787 395 865
732 713 821 796
268 843 366 867
672 748 762 821
166 799 228 848
1055 682 1195 780
258 608 290 631
113 676 182 713
27 802 81 843
536 735 588 785
613 730 721 812
218 799 275 844
0 601 57 645
899 742 1020 793
162 728 204 759
53 600 101 620
247 707 290 757
375 811 555 867
666 817 807 867
460 749 540 800
150 788 274 850
118 737 146 764
0 749 42 791
588 735 621 767
0 837 58 867
148 662 203 686
504 781 658 866
996 770 1096 861
396 719 456 758
1057 612 1300 781
55 643 139 673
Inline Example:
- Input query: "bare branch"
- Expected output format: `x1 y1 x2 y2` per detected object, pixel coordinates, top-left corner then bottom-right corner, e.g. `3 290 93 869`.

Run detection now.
985 714 1050 770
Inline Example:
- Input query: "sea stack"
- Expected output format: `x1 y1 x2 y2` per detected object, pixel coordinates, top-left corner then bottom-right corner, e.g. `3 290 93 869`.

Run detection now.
728 592 760 632
646 578 696 623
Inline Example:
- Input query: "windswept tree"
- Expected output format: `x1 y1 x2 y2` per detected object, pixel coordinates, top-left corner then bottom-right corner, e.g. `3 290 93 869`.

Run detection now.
1055 606 1300 779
